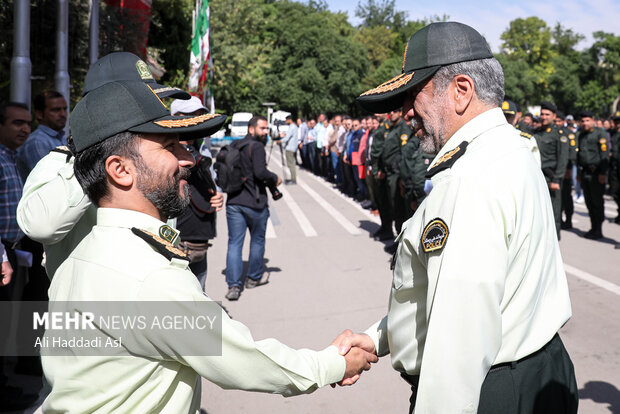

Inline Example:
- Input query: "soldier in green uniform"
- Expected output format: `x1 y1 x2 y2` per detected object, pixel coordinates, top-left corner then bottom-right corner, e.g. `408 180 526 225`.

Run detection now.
380 109 412 250
561 112 579 229
370 114 394 241
609 111 620 224
534 101 569 239
399 130 427 219
577 110 610 239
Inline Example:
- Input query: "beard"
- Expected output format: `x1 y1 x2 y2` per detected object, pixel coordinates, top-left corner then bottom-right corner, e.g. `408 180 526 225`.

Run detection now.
135 159 191 219
412 94 450 154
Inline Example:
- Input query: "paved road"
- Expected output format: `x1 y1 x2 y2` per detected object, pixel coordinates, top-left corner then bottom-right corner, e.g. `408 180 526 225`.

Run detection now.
200 148 620 414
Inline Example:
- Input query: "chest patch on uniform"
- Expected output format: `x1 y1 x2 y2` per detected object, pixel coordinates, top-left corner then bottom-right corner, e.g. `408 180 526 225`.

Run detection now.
425 141 469 179
400 134 408 146
560 136 568 143
421 218 449 253
131 228 188 261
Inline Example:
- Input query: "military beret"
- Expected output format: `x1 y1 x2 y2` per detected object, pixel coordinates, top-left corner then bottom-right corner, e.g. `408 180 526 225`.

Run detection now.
540 101 557 114
578 110 594 119
555 111 565 120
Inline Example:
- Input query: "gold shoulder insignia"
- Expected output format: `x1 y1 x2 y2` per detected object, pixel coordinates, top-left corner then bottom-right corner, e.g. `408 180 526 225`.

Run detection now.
520 132 532 139
425 141 469 179
421 218 449 253
131 228 188 261
158 225 179 244
546 127 551 133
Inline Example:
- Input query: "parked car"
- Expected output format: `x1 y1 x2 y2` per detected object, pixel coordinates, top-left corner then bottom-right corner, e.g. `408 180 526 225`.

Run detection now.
229 112 253 137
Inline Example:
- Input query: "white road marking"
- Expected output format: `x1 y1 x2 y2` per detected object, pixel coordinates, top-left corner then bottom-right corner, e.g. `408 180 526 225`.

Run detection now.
564 263 620 296
266 218 277 239
276 185 318 237
297 180 362 235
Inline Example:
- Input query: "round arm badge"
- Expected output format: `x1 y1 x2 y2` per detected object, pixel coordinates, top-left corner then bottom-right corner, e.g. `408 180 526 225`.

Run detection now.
421 218 449 253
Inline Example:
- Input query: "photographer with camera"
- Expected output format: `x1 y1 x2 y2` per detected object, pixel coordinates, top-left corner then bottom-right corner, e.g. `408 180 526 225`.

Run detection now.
222 116 281 301
171 97 224 291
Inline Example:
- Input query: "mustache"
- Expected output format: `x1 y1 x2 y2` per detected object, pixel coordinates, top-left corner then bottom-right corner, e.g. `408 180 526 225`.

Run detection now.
176 167 191 181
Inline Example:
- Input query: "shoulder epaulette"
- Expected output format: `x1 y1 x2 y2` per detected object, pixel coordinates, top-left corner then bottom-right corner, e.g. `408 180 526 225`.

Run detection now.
50 145 73 162
520 131 532 139
131 228 188 261
425 141 469 179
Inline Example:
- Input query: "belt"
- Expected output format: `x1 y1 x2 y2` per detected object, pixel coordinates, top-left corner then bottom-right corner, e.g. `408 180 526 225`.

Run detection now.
489 333 559 373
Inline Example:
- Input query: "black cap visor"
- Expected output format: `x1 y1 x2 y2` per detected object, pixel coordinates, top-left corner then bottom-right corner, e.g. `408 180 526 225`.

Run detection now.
357 66 440 113
150 83 191 100
129 113 226 139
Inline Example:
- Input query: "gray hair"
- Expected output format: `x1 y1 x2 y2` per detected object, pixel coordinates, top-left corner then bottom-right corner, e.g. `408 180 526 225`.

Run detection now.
432 58 504 107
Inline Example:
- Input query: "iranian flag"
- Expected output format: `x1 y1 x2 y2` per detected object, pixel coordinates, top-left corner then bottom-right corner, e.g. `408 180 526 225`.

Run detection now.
189 0 210 95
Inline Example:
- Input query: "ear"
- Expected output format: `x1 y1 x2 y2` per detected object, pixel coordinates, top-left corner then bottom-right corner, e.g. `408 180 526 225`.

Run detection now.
105 155 134 188
34 110 43 123
453 74 475 114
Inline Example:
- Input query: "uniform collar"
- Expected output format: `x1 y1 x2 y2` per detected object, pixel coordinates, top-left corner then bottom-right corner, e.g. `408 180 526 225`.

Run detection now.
430 107 507 167
96 208 181 246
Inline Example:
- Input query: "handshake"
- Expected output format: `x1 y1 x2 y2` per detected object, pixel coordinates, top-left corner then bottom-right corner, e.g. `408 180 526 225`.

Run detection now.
330 330 378 387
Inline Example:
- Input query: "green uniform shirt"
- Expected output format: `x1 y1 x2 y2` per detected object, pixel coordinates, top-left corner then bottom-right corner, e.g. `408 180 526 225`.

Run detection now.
610 130 620 163
370 120 390 176
567 131 578 163
399 135 427 202
534 125 569 184
578 127 610 174
381 119 412 175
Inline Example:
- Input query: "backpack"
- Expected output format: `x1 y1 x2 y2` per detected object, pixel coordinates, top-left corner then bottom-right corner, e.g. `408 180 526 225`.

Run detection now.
214 140 252 193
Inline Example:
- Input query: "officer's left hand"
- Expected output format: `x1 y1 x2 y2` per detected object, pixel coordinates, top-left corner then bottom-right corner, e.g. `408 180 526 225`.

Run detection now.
1 261 13 286
549 182 560 191
209 192 224 212
598 174 607 185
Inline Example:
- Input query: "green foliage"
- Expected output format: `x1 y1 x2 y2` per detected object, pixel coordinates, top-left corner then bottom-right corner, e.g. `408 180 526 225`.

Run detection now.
355 0 407 30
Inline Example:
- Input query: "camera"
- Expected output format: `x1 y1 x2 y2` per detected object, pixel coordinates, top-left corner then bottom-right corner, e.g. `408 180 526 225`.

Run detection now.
267 182 283 200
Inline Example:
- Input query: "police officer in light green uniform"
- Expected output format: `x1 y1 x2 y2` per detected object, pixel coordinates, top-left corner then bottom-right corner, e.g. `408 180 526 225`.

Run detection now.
534 101 569 239
399 132 427 219
608 111 620 224
380 110 412 237
370 115 394 240
577 110 610 239
560 111 579 229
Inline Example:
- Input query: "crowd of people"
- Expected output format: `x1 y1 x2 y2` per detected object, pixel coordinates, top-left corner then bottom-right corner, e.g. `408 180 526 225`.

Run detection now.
276 103 620 249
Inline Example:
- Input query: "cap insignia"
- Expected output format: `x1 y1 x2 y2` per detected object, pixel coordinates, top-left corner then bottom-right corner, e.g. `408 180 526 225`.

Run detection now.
131 228 187 261
361 72 414 96
154 113 220 128
421 218 449 253
136 60 154 80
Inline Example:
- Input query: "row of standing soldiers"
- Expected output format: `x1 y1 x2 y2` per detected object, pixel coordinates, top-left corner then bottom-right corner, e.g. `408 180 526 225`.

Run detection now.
366 104 620 249
515 102 620 240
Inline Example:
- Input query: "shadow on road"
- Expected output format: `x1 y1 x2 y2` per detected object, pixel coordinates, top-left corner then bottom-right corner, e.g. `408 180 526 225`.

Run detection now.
579 380 620 413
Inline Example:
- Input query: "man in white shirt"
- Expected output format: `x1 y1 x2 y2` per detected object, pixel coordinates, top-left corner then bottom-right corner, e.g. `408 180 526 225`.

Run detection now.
335 22 577 414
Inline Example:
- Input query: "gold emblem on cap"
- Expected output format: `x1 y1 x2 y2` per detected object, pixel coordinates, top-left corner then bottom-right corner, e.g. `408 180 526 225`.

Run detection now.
502 101 509 110
136 60 154 80
361 72 414 96
154 113 219 128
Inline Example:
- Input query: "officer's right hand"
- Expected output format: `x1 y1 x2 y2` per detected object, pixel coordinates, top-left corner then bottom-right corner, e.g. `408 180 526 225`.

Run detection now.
1 261 13 287
377 171 386 180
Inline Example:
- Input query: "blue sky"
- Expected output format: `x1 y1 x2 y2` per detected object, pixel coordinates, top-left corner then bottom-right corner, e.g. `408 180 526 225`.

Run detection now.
327 0 620 52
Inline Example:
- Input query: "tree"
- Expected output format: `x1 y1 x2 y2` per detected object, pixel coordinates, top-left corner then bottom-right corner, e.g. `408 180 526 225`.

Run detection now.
500 17 555 68
551 23 583 57
355 0 407 30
